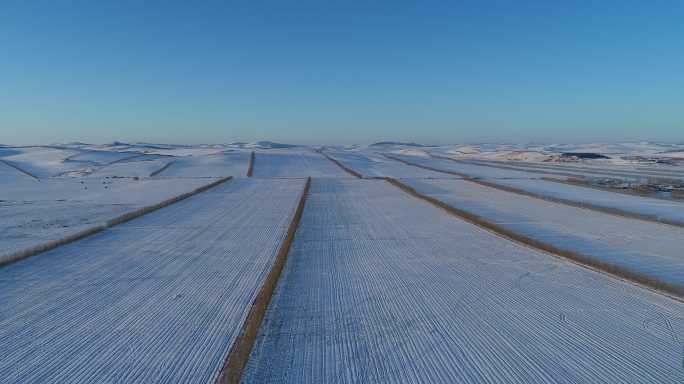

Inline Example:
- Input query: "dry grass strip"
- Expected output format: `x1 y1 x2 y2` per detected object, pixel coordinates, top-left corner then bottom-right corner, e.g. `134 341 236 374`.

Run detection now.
149 160 176 177
215 177 312 384
386 177 684 300
246 151 255 177
0 176 233 269
322 153 363 178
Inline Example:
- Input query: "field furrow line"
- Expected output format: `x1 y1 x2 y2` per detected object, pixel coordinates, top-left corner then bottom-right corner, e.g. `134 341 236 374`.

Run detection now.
247 151 255 177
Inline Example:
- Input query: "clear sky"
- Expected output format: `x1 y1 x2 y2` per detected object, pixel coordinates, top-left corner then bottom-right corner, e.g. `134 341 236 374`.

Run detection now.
2 1 683 145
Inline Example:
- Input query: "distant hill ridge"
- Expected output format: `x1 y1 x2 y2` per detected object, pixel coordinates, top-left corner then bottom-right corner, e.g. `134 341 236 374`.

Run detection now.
369 141 435 147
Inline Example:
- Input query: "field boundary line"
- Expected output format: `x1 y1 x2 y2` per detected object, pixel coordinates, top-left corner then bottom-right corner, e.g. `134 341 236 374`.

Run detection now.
321 153 363 178
386 177 684 300
0 159 40 180
216 176 311 384
149 160 176 177
247 151 255 177
385 154 684 228
0 176 233 269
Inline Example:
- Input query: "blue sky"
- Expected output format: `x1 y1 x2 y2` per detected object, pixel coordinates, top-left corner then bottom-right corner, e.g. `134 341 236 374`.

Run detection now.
1 1 683 145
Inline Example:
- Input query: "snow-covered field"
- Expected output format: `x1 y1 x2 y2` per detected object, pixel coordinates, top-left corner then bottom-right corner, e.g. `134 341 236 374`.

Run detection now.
252 149 352 178
402 178 684 291
0 178 305 383
384 152 684 225
0 177 217 263
460 158 684 182
324 150 459 179
390 153 628 180
153 150 249 177
244 179 684 383
423 142 684 166
2 141 684 383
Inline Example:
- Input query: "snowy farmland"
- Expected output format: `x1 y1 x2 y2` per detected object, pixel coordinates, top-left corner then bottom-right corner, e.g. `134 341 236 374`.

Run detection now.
251 149 352 178
1 142 684 383
0 177 221 265
244 179 684 383
0 178 305 382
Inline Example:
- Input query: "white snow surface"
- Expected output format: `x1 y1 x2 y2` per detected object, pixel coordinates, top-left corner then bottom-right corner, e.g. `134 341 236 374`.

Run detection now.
424 142 684 165
466 159 684 181
492 178 684 226
0 177 215 262
252 149 351 178
87 158 172 178
154 151 250 177
324 150 459 179
402 178 684 288
385 154 684 224
0 160 35 182
0 147 82 178
244 179 684 383
0 178 305 383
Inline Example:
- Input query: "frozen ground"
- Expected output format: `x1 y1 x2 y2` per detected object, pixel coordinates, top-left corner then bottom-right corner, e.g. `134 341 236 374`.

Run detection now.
154 150 250 177
0 177 215 263
385 152 684 225
87 157 171 178
491 178 684 226
324 150 458 179
0 146 82 178
0 160 35 182
3 142 684 383
244 179 684 383
252 149 351 178
0 178 305 383
390 153 633 180
460 158 684 182
420 142 684 166
402 178 684 290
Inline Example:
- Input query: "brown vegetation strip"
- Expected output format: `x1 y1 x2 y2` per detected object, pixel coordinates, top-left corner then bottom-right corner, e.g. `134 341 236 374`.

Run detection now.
149 160 176 177
322 153 363 178
0 176 233 269
0 159 40 180
247 151 255 177
215 176 311 384
386 154 684 228
386 177 684 299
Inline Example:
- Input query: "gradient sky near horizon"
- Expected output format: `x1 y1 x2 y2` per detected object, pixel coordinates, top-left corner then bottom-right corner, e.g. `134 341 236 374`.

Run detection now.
2 1 683 145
